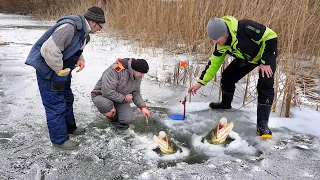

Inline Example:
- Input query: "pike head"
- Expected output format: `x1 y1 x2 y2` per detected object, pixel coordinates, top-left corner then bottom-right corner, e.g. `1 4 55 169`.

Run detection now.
153 131 178 155
205 117 234 145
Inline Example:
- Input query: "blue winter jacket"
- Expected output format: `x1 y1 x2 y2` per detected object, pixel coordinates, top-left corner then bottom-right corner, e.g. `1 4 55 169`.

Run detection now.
25 15 88 79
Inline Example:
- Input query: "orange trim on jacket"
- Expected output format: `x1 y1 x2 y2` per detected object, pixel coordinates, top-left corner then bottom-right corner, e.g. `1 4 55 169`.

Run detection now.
114 58 125 72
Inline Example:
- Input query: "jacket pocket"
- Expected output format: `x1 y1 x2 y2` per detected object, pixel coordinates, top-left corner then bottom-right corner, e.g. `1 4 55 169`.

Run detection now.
50 73 68 91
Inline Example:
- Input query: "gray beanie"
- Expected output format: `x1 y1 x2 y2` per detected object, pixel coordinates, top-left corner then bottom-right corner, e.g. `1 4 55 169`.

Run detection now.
84 7 105 24
207 18 228 40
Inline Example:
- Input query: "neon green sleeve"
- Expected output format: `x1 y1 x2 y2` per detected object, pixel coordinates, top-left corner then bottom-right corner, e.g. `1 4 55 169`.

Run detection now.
198 53 226 85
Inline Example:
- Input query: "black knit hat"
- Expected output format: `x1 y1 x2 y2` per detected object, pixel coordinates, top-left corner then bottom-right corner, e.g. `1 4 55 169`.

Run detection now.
131 59 149 73
84 6 105 24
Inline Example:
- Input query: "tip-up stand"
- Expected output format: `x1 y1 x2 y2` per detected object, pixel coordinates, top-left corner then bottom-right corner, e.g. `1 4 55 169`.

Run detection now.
168 94 187 120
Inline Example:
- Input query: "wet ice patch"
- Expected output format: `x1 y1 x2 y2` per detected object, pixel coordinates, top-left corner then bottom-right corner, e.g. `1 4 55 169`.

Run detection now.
302 172 315 178
272 133 317 152
272 145 285 150
294 144 310 150
0 89 5 97
284 149 299 160
192 131 257 157
0 132 14 143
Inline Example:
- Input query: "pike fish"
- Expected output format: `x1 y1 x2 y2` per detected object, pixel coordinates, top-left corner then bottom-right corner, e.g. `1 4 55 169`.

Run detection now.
204 117 234 144
153 131 179 155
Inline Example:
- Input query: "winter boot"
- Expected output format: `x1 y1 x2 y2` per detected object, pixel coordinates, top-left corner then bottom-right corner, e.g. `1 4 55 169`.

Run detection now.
104 106 116 118
108 114 118 123
256 103 272 139
70 127 86 135
52 139 79 150
209 91 234 109
111 121 129 130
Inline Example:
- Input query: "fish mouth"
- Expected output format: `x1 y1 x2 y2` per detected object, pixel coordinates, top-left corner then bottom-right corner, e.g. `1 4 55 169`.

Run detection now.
154 131 178 154
206 117 234 144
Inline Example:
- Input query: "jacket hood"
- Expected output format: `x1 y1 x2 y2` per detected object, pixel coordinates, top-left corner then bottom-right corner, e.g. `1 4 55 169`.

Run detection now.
56 15 85 31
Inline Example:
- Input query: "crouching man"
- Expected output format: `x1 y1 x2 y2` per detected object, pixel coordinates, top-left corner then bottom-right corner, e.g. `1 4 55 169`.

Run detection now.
91 58 151 130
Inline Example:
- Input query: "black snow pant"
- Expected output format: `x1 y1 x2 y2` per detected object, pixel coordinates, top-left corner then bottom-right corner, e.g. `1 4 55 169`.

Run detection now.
221 58 276 104
220 58 276 127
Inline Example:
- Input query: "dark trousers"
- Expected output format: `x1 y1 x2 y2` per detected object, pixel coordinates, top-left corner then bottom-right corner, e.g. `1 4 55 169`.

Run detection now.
221 58 276 105
36 70 76 144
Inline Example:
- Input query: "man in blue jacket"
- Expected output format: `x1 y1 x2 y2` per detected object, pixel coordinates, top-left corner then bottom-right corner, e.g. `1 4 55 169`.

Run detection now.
25 7 105 149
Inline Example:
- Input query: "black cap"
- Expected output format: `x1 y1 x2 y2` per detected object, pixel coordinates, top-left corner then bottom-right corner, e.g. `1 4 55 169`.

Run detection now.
131 59 149 73
84 6 105 24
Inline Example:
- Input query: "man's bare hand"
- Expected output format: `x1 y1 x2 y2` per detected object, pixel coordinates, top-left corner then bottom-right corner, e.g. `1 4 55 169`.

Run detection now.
188 83 202 96
141 108 150 118
76 59 85 72
258 64 273 78
125 94 133 102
